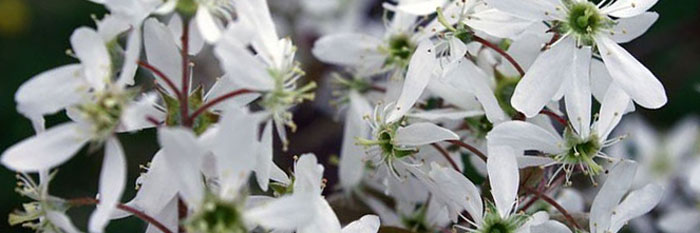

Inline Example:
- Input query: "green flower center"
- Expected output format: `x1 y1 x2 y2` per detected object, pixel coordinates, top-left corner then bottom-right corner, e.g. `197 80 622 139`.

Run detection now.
563 2 610 45
77 89 131 139
476 201 528 233
554 128 604 176
186 196 246 233
383 35 415 68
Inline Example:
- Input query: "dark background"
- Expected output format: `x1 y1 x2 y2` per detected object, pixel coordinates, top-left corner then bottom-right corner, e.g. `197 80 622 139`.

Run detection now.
0 0 698 232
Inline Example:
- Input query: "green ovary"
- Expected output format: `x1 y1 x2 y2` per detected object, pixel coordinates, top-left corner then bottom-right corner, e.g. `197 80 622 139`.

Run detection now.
564 2 609 45
383 35 415 68
557 128 603 175
186 196 247 233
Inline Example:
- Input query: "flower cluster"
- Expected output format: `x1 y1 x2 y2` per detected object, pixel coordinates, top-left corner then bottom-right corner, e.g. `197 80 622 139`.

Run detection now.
2 0 697 233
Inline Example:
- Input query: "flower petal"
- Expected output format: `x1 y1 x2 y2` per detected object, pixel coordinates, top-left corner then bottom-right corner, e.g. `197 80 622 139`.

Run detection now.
46 210 81 233
607 12 658 43
530 220 572 233
590 160 637 233
1 122 89 172
339 92 372 191
215 28 274 91
256 121 274 191
157 127 206 207
195 7 223 43
482 0 564 21
245 194 313 230
144 18 182 95
511 37 575 117
209 107 259 197
443 59 508 123
609 183 663 232
602 0 658 18
564 46 592 137
15 64 84 119
387 40 437 123
394 122 459 147
595 83 631 140
298 199 342 233
466 9 535 39
487 121 563 154
70 27 111 90
342 215 380 233
596 34 666 109
89 137 127 233
487 145 519 218
395 0 446 15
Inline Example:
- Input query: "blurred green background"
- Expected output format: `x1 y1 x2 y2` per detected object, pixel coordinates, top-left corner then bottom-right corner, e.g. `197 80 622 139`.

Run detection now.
0 0 698 232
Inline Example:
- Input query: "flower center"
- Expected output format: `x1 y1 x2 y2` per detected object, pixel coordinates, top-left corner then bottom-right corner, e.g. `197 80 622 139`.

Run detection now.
563 2 610 45
476 202 528 233
383 35 415 68
77 88 130 139
555 128 604 177
186 195 246 233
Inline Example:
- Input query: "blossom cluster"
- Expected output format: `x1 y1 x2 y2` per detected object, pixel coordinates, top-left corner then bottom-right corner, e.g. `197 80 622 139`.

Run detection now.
2 0 698 233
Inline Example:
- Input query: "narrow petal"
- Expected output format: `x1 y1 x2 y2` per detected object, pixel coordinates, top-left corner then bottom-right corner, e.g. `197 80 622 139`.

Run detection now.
530 220 572 233
482 0 564 21
607 12 658 43
517 156 557 168
215 29 274 91
487 121 563 154
602 0 658 18
466 9 535 39
394 122 459 147
596 35 666 109
46 211 81 233
118 93 164 132
70 27 111 90
342 215 380 233
511 37 575 117
293 154 324 196
1 122 89 172
564 46 593 137
256 121 273 191
209 107 258 197
144 18 182 95
15 64 84 119
339 92 372 191
116 28 141 86
387 40 437 123
157 127 206 207
609 183 663 232
298 199 342 233
487 146 519 218
590 160 637 233
195 7 223 43
595 83 631 140
396 0 446 15
443 59 508 123
89 137 127 233
245 194 313 230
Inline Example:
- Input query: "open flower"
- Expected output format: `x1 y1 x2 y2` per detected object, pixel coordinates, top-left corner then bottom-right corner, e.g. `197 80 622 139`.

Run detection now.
485 0 665 118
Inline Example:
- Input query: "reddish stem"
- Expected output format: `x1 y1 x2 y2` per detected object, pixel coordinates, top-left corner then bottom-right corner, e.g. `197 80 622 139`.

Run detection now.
187 89 254 122
448 140 487 162
369 85 386 93
523 187 582 230
69 197 173 233
540 109 568 126
431 143 461 171
181 21 191 127
138 61 182 99
472 35 525 77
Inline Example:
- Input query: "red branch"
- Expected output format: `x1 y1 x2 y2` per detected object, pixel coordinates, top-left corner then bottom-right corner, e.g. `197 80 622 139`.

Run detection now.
540 109 568 126
138 61 182 99
447 140 487 162
431 143 461 171
187 89 254 122
523 187 582 230
69 197 173 233
472 35 525 77
181 21 191 127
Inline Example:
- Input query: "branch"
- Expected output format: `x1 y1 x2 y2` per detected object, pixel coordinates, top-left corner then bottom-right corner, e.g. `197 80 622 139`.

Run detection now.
472 35 525 77
181 21 191 127
138 61 182 99
447 140 487 162
522 187 582 230
69 197 173 233
187 89 255 122
431 143 460 171
540 110 568 126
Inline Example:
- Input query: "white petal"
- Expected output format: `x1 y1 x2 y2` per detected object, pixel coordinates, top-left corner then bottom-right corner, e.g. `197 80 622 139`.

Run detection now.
339 92 372 191
427 162 483 221
556 189 585 213
595 83 631 140
168 14 205 55
516 156 557 168
602 0 658 18
342 215 380 233
530 220 572 233
443 59 508 123
293 154 324 196
448 37 468 62
127 150 179 219
596 35 666 109
666 117 700 158
609 183 663 232
215 29 274 91
118 93 164 132
607 12 658 43
157 127 206 207
46 210 81 233
195 7 223 43
564 46 592 137
590 160 637 233
394 122 459 147
144 197 179 233
144 18 182 95
487 145 519 218
466 9 535 39
15 64 85 119
116 28 142 86
396 0 446 15
387 40 437 123
407 109 484 121
482 0 564 21
658 209 700 233
256 121 274 191
245 194 313 230
89 137 127 233
689 161 700 194
511 37 575 117
210 107 258 197
70 27 111 90
487 121 563 154
298 199 342 233
1 122 89 172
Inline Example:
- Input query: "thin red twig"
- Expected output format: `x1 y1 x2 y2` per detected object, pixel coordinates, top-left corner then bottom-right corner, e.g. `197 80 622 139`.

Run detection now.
138 61 182 99
447 140 487 162
540 109 568 126
69 197 173 233
187 89 254 122
472 35 525 77
181 21 191 127
431 143 461 171
523 187 582 230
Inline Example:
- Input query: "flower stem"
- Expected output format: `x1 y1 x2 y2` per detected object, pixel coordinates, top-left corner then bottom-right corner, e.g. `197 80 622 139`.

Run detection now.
472 35 525 77
181 20 191 127
447 140 487 162
138 61 182 100
540 109 568 126
69 197 173 233
522 186 582 230
187 89 254 122
431 143 461 171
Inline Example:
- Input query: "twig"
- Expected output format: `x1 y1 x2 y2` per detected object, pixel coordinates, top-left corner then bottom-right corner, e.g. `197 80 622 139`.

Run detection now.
187 89 254 122
431 143 461 171
138 61 182 99
181 21 191 127
472 35 525 77
522 186 582 229
448 140 487 162
540 110 568 126
69 197 173 233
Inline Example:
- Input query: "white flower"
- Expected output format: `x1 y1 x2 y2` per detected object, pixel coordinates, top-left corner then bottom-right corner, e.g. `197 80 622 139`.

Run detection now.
484 0 665 118
9 171 81 233
156 0 235 43
487 85 633 185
